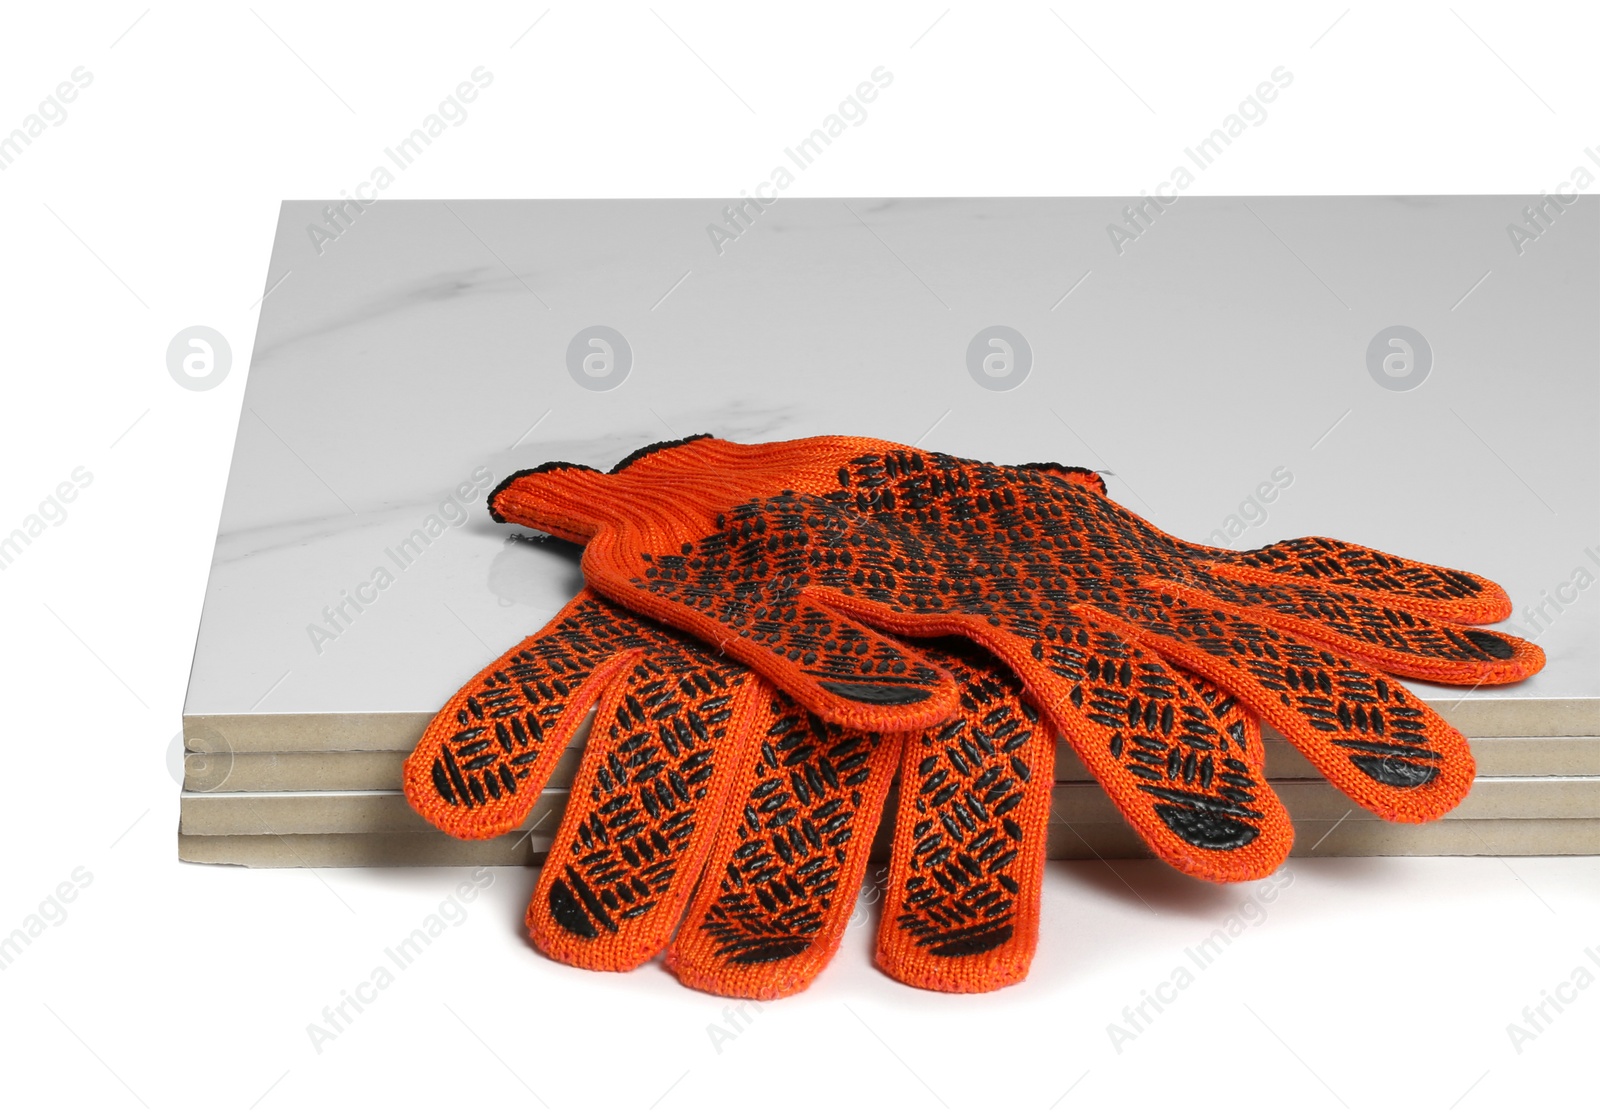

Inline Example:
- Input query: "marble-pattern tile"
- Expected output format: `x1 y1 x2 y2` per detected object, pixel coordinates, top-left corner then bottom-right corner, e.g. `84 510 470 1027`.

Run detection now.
187 199 1600 738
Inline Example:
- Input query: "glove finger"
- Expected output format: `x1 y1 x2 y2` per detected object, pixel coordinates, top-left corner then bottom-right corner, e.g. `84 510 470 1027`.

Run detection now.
876 641 1055 993
1018 463 1516 627
588 566 963 732
1160 573 1543 686
1010 464 1542 684
668 698 900 999
1197 536 1513 625
493 451 960 730
859 600 1296 881
1160 663 1281 864
1130 595 1478 823
529 653 771 972
404 592 671 839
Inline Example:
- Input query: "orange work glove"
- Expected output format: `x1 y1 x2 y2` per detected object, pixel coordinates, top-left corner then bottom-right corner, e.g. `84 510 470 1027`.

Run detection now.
407 590 1038 995
407 588 1271 997
489 434 1543 879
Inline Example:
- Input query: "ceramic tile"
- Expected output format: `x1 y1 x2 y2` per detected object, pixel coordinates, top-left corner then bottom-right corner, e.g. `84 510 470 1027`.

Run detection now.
184 735 1600 793
186 199 1600 744
178 774 1600 838
178 816 1600 868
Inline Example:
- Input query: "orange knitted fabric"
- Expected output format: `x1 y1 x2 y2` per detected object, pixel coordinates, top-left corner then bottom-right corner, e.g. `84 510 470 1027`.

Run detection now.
405 591 1068 994
491 435 1541 831
406 589 1286 995
400 434 1545 997
404 591 768 972
670 638 1063 998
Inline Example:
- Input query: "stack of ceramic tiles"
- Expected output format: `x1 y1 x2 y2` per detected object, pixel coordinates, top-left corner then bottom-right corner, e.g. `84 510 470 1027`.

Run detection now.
179 197 1600 869
178 704 1600 867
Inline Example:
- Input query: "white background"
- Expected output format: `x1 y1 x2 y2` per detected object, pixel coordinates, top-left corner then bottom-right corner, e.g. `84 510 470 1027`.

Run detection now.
1 2 1597 1113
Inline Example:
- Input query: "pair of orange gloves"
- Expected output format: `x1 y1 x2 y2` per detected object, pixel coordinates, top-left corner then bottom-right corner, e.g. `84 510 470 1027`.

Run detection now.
404 435 1542 998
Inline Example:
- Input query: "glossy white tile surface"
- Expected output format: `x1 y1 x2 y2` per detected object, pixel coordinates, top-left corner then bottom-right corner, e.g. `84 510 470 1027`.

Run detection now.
186 198 1600 739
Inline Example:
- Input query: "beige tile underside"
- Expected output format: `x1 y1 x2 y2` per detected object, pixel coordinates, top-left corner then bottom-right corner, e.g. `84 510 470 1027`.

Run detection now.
179 774 1600 838
183 696 1600 757
178 816 1600 868
186 734 1600 793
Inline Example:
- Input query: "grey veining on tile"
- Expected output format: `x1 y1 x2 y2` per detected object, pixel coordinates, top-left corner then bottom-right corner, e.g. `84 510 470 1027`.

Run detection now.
187 199 1600 742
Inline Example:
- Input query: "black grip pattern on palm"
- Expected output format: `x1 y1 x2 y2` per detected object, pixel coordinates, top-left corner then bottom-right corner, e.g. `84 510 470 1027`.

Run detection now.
406 591 1068 994
568 443 1540 843
673 639 1062 995
406 586 1272 994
